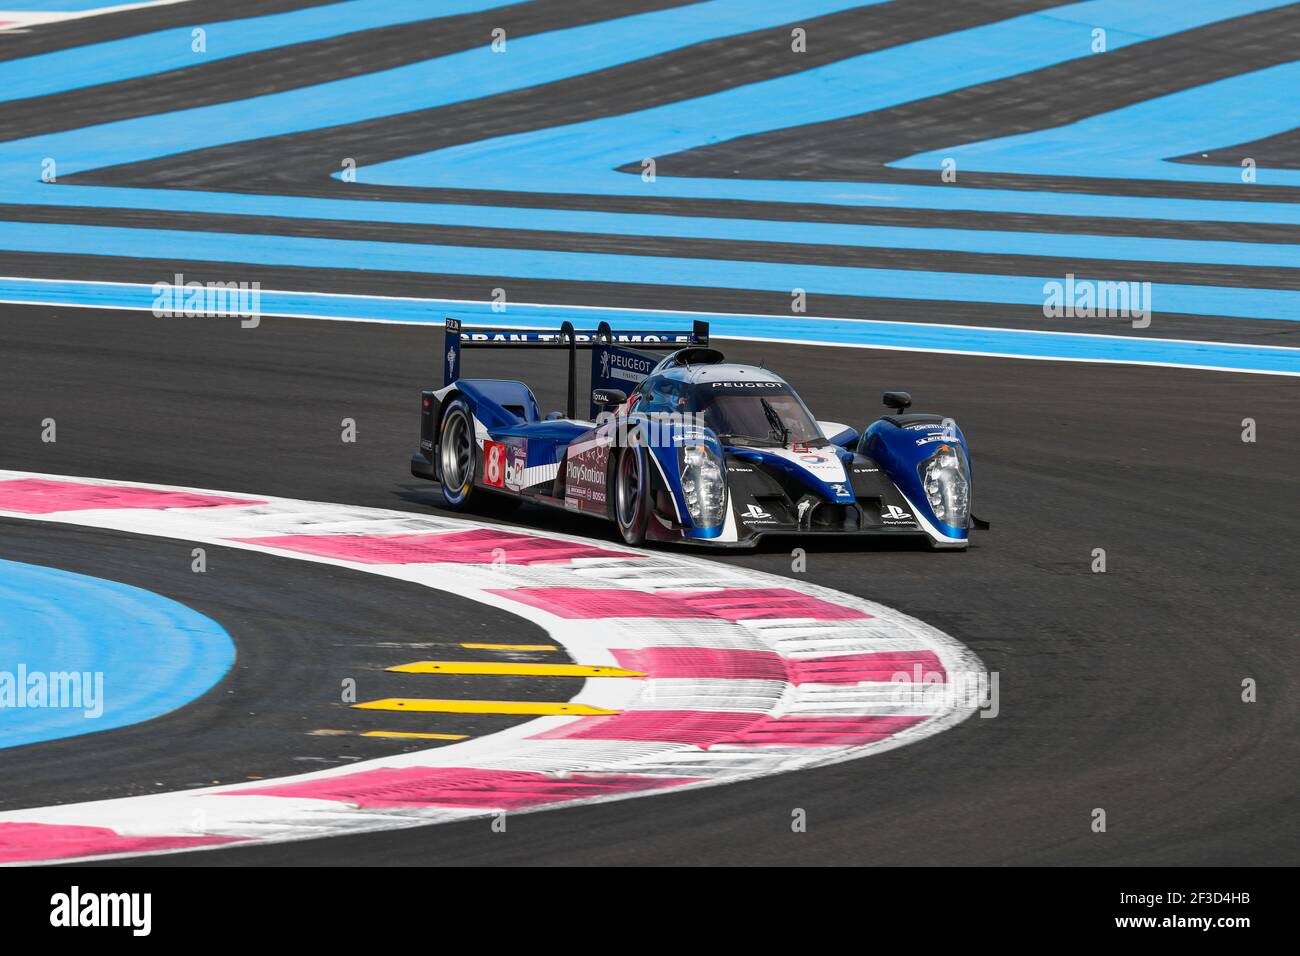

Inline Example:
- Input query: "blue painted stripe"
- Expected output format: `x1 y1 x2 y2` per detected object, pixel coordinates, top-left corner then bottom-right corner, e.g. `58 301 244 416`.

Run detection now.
0 0 878 183
0 1 509 104
10 190 1297 268
6 0 1293 228
363 0 1296 217
0 558 235 750
2 0 1294 230
3 278 1297 375
897 62 1300 186
31 173 1300 229
0 221 1295 321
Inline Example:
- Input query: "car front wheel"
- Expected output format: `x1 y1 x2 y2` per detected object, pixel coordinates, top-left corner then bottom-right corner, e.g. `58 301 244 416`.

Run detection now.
614 443 650 545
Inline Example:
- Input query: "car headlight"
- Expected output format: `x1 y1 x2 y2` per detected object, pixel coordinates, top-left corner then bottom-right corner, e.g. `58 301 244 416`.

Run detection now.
679 444 726 527
918 444 970 528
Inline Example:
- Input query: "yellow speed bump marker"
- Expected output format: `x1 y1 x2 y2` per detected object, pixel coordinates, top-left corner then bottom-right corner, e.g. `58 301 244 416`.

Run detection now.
387 661 643 678
460 642 559 652
309 729 468 740
353 699 619 716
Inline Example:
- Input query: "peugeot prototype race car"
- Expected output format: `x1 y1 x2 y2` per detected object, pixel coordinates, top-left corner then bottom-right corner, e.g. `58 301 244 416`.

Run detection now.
411 319 985 549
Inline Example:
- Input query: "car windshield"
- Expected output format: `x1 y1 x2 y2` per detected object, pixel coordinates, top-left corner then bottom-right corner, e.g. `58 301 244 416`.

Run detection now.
697 391 825 447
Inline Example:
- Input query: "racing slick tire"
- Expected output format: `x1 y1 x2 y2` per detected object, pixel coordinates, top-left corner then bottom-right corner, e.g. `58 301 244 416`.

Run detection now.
438 398 520 515
437 398 479 509
613 440 651 546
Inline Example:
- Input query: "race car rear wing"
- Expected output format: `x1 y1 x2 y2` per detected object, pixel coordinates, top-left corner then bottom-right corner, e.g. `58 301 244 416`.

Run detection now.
442 317 709 419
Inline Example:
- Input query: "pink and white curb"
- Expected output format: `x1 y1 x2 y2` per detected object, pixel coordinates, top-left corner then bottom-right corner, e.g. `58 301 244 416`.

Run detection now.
0 471 985 864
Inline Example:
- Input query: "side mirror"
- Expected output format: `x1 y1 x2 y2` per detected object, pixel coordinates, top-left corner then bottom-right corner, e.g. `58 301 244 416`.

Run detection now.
592 387 627 408
882 390 912 413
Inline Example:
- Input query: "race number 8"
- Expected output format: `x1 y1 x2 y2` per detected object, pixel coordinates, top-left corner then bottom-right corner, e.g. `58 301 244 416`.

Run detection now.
484 441 505 488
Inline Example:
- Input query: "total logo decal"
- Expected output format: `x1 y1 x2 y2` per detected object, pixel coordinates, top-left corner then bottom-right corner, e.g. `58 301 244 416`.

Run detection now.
767 447 848 485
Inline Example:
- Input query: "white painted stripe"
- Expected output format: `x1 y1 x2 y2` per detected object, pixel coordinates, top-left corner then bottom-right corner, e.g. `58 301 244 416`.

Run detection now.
0 1 189 31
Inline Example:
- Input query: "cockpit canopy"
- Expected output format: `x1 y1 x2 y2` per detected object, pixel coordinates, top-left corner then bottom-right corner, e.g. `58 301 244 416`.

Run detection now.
630 366 826 447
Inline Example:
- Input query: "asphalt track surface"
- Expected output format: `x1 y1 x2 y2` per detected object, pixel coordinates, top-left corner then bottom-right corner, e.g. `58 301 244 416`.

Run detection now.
1 306 1296 865
0 0 1297 865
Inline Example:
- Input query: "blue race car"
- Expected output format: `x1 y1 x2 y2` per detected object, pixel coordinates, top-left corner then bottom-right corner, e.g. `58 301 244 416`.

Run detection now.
411 318 984 549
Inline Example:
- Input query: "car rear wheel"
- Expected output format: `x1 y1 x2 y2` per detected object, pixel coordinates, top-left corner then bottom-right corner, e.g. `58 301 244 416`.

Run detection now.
438 399 521 514
438 400 477 509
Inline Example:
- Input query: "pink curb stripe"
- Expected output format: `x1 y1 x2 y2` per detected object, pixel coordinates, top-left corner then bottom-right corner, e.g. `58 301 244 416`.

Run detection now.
613 647 788 681
735 715 927 746
226 767 703 809
0 478 263 515
235 528 638 565
489 587 871 621
0 822 244 864
532 711 927 748
610 647 946 684
790 650 947 685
